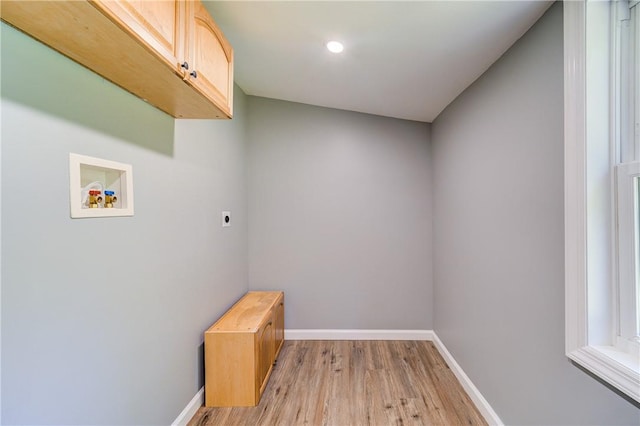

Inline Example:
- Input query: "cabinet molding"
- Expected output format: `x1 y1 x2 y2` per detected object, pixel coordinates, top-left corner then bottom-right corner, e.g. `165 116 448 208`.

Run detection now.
1 0 233 119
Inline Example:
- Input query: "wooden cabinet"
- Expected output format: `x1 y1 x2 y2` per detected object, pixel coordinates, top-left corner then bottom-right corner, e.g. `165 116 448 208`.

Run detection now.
96 1 187 74
184 0 233 115
205 291 285 407
0 0 232 119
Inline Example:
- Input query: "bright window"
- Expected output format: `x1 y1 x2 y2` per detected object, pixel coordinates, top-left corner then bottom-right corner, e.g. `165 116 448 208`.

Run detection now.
616 162 640 351
565 0 640 403
615 0 640 353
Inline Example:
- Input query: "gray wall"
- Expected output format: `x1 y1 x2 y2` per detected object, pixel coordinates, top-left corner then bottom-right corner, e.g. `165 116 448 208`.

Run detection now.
432 3 640 424
4 2 639 425
1 22 248 425
247 97 432 330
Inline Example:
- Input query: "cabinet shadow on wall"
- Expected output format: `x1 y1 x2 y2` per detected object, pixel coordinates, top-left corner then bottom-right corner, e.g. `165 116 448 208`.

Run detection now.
1 23 175 157
197 341 205 390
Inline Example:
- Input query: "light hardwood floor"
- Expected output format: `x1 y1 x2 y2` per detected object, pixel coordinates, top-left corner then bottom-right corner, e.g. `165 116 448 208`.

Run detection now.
189 340 487 426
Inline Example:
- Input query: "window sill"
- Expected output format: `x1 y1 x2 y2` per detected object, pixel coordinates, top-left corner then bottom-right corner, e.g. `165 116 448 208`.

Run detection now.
568 345 640 402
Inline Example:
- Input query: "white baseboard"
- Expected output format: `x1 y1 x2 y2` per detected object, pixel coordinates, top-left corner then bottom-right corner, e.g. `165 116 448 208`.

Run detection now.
431 333 504 426
171 387 204 426
174 331 503 426
285 329 435 340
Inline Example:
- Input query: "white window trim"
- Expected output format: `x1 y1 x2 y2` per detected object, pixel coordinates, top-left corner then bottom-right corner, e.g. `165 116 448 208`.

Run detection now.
564 0 640 403
616 162 640 342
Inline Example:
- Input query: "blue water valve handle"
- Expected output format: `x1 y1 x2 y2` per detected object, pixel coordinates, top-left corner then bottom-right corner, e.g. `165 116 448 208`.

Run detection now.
104 190 117 208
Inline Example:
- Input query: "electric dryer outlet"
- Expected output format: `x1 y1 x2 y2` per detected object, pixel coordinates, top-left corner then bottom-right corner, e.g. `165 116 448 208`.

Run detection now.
222 211 231 227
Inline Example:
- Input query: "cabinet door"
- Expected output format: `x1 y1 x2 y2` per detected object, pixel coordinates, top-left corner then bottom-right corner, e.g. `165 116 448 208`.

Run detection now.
95 0 186 73
185 0 233 116
256 317 274 395
274 296 284 358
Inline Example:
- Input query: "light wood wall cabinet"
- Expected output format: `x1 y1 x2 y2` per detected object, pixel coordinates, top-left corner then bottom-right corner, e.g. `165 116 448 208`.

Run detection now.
186 1 234 114
0 0 233 119
205 291 284 407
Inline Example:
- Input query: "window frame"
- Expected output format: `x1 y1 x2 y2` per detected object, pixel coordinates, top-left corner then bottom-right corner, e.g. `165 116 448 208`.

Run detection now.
616 161 640 344
564 0 640 403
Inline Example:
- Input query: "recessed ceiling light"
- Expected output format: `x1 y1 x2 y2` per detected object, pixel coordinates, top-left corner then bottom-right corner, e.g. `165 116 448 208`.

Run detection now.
326 41 344 53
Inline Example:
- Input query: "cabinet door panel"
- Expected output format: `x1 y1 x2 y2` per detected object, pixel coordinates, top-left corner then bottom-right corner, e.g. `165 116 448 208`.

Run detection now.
257 319 274 394
187 0 233 115
97 0 184 72
274 298 284 357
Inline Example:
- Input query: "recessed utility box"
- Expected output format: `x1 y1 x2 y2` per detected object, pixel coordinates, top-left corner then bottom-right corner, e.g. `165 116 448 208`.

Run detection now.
69 153 134 218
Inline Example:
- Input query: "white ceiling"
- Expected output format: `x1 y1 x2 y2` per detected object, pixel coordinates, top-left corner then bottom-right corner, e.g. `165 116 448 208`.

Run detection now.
204 1 553 123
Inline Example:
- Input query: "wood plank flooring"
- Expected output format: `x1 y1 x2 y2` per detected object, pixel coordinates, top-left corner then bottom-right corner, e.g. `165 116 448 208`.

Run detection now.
189 340 487 426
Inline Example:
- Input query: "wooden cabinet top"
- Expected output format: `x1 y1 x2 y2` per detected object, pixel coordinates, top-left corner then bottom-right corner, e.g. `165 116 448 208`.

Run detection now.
207 291 283 333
